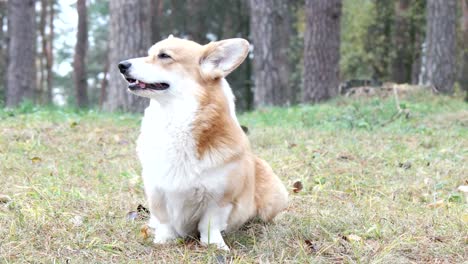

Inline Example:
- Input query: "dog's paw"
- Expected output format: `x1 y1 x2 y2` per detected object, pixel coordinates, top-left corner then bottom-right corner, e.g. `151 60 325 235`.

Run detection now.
153 234 176 244
200 236 230 251
152 223 177 244
213 241 230 251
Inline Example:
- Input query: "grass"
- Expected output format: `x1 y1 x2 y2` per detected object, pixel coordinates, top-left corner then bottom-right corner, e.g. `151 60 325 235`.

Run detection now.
0 92 467 263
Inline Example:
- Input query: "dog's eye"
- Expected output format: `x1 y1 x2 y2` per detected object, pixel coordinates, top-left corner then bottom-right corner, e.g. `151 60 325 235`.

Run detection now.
158 53 171 59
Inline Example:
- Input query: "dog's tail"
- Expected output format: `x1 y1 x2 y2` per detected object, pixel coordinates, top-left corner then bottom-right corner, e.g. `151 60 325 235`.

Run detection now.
254 157 289 222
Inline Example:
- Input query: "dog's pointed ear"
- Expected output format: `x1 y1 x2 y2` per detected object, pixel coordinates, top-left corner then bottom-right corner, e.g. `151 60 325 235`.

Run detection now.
200 38 250 79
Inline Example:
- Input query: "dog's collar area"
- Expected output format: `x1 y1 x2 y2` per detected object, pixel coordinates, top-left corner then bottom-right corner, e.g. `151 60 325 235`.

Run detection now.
126 78 170 91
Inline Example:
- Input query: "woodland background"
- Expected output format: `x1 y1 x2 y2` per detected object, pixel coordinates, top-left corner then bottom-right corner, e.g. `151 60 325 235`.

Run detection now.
0 0 466 112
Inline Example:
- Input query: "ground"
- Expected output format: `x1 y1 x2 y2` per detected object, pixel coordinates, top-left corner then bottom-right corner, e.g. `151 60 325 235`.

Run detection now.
0 92 466 263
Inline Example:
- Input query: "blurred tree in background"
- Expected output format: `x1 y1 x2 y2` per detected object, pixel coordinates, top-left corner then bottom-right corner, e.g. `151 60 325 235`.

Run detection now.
73 0 88 108
303 0 342 102
421 0 457 93
0 0 465 110
250 0 293 107
6 0 36 107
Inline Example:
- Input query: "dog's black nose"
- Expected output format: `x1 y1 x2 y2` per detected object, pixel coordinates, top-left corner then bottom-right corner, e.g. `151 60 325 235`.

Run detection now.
118 61 131 74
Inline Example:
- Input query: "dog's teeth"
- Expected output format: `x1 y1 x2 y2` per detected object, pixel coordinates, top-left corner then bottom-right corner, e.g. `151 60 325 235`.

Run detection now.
136 80 139 84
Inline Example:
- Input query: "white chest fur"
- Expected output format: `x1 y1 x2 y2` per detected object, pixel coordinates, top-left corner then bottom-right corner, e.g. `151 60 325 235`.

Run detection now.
136 98 233 235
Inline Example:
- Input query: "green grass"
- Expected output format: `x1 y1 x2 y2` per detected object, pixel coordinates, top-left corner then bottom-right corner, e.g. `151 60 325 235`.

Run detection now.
0 92 467 263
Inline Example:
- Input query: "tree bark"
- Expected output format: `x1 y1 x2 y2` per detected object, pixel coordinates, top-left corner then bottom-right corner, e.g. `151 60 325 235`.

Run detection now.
249 0 292 107
391 0 412 83
73 0 88 108
150 0 164 43
303 0 342 103
0 1 6 101
460 0 468 98
39 0 47 103
421 0 457 94
104 0 151 112
6 0 36 107
46 0 55 104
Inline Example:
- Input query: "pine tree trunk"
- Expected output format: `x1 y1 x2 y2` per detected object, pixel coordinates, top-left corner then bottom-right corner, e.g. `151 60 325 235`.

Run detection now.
187 0 206 43
421 0 457 94
6 0 36 107
391 0 411 83
46 0 55 104
104 0 151 112
249 0 292 107
0 1 6 101
73 0 88 108
460 0 468 98
303 0 342 103
150 0 164 42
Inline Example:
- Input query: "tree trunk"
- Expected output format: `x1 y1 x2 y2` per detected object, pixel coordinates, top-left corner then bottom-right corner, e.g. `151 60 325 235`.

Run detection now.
391 0 412 83
46 0 54 104
73 0 88 108
249 0 292 107
421 0 457 94
104 0 151 112
303 0 342 103
39 0 46 103
460 0 468 99
150 0 164 43
0 1 6 101
186 0 206 43
6 0 36 107
99 46 110 107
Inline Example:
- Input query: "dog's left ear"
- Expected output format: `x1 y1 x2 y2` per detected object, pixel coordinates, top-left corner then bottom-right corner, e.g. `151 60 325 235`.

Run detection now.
200 38 250 79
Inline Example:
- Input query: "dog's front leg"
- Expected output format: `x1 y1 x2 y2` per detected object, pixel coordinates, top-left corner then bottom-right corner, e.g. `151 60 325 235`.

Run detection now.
198 201 232 251
148 214 177 244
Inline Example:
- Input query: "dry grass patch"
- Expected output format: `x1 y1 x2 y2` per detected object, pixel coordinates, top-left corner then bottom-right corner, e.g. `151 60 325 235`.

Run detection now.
1 94 466 263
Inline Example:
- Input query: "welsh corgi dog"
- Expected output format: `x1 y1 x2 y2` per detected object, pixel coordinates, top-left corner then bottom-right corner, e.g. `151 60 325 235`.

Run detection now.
117 36 288 250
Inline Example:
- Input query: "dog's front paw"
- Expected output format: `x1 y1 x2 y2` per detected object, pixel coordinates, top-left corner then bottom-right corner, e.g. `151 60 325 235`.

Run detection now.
152 223 177 244
200 231 230 251
212 241 230 251
153 233 176 244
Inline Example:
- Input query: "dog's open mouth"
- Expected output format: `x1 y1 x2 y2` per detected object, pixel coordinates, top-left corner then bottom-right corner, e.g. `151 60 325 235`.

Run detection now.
126 78 170 91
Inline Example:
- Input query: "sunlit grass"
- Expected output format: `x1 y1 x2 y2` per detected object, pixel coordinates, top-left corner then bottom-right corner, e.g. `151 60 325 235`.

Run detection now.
0 92 466 262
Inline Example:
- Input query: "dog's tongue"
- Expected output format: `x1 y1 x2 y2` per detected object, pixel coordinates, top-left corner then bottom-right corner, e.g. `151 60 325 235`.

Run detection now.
138 82 146 88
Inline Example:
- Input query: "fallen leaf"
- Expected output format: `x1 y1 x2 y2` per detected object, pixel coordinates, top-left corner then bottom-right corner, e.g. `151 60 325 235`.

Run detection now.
398 161 412 170
140 225 150 239
127 204 150 221
304 239 317 253
0 194 11 204
288 142 297 149
430 236 444 243
344 234 362 243
427 200 444 209
126 211 138 221
292 181 303 193
137 204 150 219
31 157 42 164
337 154 353 161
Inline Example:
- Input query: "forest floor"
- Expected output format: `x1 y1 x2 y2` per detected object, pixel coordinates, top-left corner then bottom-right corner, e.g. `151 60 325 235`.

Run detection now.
0 91 467 263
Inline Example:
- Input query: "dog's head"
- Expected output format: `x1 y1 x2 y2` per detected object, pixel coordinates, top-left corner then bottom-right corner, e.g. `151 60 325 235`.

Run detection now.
118 36 249 102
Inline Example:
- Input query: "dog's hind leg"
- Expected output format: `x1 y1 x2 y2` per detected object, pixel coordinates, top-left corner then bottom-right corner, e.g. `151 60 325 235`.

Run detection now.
254 157 288 222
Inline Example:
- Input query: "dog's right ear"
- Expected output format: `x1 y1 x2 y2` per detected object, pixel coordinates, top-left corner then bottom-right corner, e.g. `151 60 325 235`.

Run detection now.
200 38 250 79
